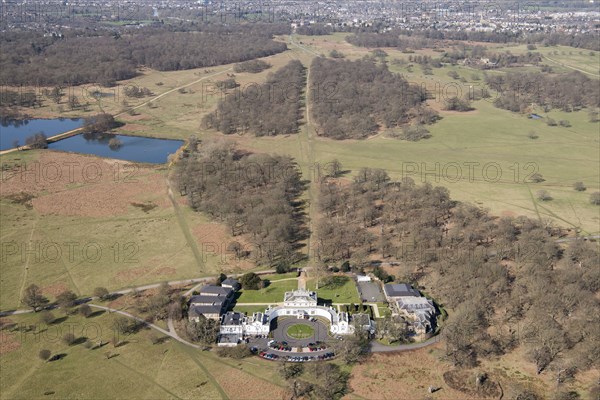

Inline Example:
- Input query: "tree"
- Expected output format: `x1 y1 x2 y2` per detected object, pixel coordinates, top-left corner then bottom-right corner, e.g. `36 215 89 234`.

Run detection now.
93 287 110 300
528 130 539 139
79 304 93 317
108 138 122 150
168 301 183 320
537 190 552 201
239 272 262 290
530 173 545 183
39 349 51 360
68 95 80 110
49 86 63 103
39 310 55 325
62 332 76 345
22 284 49 312
217 344 253 359
25 132 48 149
112 315 141 335
378 316 410 343
216 273 227 285
186 316 219 344
573 182 586 191
56 290 78 311
279 360 304 379
590 192 600 205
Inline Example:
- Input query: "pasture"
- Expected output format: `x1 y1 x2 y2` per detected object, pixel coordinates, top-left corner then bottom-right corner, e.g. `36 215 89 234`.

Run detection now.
0 312 286 399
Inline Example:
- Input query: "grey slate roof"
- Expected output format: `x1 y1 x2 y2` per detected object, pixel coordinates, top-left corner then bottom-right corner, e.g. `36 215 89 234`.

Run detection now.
221 278 240 289
383 283 421 298
189 304 222 316
190 294 228 306
200 285 234 297
221 311 243 326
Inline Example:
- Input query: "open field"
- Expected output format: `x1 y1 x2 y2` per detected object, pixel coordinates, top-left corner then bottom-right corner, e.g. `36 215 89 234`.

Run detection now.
306 276 360 304
0 150 265 310
5 35 598 235
0 312 286 399
349 343 599 399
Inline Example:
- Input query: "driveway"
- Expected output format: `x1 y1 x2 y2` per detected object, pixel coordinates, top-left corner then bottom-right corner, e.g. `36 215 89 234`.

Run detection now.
271 317 329 349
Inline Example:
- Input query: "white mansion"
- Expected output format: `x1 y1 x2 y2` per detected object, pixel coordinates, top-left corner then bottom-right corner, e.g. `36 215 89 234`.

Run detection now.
218 289 355 346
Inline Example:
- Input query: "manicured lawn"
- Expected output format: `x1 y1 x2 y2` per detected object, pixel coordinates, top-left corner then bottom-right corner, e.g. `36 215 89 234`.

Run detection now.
232 304 268 315
235 279 298 303
306 275 360 304
286 323 315 339
260 272 298 282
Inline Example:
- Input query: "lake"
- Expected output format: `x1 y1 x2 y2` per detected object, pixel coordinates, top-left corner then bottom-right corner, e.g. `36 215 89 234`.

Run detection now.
48 134 183 164
0 118 83 150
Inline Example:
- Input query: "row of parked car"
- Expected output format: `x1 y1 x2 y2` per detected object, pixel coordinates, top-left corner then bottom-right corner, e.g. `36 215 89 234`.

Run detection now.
259 352 279 360
267 340 292 351
307 341 327 351
258 352 336 362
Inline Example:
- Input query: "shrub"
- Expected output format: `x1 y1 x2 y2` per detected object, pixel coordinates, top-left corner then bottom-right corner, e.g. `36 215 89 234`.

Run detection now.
590 192 600 205
93 287 110 300
528 130 539 139
530 173 545 183
39 310 55 325
79 304 93 317
573 182 586 191
536 190 552 201
559 120 571 127
39 349 52 360
62 333 76 345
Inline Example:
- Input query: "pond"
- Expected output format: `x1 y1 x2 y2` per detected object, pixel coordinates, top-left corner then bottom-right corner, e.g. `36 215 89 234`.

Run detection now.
48 134 183 164
0 118 83 150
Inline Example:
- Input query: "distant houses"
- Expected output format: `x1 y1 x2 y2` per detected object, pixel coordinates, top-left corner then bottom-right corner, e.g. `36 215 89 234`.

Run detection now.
383 283 437 334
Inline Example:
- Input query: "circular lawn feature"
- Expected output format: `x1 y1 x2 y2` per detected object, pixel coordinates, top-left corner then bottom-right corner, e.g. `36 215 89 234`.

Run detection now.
286 323 315 339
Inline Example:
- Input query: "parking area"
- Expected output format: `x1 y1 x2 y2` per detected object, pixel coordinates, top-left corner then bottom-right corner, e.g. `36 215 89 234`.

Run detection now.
246 317 337 362
357 281 386 302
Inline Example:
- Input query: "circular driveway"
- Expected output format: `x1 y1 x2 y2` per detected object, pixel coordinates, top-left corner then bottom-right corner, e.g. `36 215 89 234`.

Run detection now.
271 317 329 348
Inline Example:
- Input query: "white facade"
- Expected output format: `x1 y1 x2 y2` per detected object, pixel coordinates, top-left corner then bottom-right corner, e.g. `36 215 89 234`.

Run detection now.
234 289 355 337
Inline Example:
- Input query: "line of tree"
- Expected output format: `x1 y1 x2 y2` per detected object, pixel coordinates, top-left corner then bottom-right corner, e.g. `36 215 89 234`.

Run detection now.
233 60 272 74
296 24 333 36
175 139 307 268
486 71 600 113
315 167 599 376
1 24 288 86
309 57 431 139
348 28 600 51
203 60 306 136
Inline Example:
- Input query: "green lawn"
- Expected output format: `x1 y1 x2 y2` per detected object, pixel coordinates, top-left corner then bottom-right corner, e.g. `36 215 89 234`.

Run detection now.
232 304 268 315
306 276 360 304
259 272 299 282
235 279 298 303
286 323 315 339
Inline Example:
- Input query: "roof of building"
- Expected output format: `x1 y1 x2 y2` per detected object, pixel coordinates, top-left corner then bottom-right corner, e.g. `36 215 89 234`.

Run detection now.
221 278 240 287
189 304 222 317
221 312 243 326
189 294 228 306
200 285 234 297
384 283 421 298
